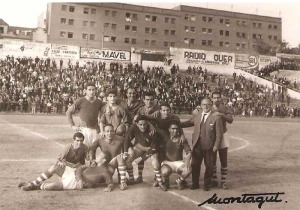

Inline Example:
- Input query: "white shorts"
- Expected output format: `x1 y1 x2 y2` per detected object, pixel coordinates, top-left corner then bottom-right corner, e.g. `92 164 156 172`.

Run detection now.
161 160 185 173
61 166 77 190
219 132 230 149
80 127 98 147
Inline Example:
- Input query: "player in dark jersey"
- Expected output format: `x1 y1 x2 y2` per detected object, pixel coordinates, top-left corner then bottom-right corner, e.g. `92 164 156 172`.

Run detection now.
123 115 167 191
89 124 127 190
160 121 192 190
66 83 105 147
18 132 89 191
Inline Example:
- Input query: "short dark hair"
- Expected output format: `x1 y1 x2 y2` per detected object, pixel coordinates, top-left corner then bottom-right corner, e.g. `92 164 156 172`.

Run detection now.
160 101 170 109
168 120 181 129
73 132 84 140
86 82 96 88
143 91 154 98
211 91 221 97
105 88 117 97
135 115 148 122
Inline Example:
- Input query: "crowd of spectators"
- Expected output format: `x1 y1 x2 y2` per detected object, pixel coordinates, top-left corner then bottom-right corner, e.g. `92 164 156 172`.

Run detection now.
0 55 299 118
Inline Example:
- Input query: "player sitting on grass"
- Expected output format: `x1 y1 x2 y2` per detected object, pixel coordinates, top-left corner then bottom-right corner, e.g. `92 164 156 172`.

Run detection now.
18 132 89 191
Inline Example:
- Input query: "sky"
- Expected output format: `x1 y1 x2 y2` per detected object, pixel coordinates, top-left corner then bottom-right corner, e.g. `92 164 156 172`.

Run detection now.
0 0 300 47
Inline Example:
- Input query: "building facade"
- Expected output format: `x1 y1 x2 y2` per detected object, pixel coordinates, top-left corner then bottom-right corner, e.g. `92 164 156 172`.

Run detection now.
46 3 282 54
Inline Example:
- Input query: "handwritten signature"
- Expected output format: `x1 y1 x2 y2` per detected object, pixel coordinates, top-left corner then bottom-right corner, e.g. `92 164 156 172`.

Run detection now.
198 192 285 209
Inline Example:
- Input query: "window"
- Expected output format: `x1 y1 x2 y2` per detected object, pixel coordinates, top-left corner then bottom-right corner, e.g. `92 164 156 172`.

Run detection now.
202 40 207 45
90 21 95 27
165 17 169 23
225 19 230 26
112 11 117 17
145 15 151 21
202 28 207 33
0 27 4 34
191 27 195 33
242 21 247 26
273 25 278 29
105 10 110 16
132 39 137 44
208 28 213 34
202 16 207 22
61 5 67 11
185 26 189 32
152 16 157 22
83 21 88 27
112 24 117 30
84 8 89 14
82 33 88 39
252 44 257 49
220 30 224 36
219 41 223 47
252 22 257 28
151 40 156 46
69 6 75 12
241 43 246 49
208 17 213 22
242 33 246 38
60 31 66 37
90 34 95 40
268 24 272 29
170 42 175 47
208 40 212 46
236 43 240 47
185 15 189 20
152 28 157 34
132 26 137 32
164 42 168 47
171 30 175 35
184 38 189 44
190 39 195 44
258 23 262 28
220 18 224 24
164 30 169 35
145 27 150 33
67 32 73 38
268 35 272 40
274 36 278 40
60 18 67 24
103 36 109 42
253 34 257 39
132 14 138 20
236 32 241 37
91 8 96 14
225 42 230 47
191 15 196 21
225 31 229 36
68 19 74 25
145 40 150 45
104 23 110 29
171 18 175 24
111 36 116 42
236 20 241 25
126 13 132 22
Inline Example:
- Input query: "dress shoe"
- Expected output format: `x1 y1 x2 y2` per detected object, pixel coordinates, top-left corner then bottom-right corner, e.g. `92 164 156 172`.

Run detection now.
190 184 200 190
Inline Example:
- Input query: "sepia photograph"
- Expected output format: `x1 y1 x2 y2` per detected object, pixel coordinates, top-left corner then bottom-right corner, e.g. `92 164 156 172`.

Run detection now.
0 0 299 209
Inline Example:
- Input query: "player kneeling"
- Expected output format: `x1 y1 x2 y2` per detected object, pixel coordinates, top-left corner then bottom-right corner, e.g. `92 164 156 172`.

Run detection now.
160 121 192 190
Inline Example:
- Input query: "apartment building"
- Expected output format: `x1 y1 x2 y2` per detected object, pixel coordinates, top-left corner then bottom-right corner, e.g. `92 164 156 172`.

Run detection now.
46 3 282 53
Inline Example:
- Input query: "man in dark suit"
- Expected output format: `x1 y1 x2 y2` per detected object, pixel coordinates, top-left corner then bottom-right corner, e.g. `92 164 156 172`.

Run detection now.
181 98 223 191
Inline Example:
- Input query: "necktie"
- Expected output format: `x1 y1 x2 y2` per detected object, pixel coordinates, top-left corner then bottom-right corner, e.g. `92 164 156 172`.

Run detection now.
200 113 207 128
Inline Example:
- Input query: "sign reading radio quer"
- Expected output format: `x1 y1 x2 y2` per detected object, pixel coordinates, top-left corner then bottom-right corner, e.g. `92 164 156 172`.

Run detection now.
80 48 131 61
170 47 235 72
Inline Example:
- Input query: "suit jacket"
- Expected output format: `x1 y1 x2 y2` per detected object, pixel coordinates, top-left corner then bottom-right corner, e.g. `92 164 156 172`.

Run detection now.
181 111 223 150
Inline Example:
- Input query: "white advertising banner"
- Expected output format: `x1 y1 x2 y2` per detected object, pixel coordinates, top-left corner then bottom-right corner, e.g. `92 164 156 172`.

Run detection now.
0 39 51 58
80 48 131 61
234 53 259 71
259 55 280 69
169 47 235 73
51 44 80 60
